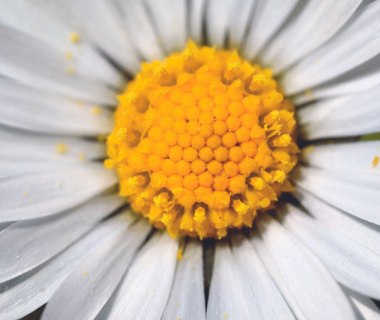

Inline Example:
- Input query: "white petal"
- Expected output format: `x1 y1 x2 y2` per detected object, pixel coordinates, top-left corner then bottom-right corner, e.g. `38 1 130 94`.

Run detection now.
0 78 113 136
294 187 380 256
0 164 117 222
96 232 178 320
293 166 380 225
262 0 361 74
0 194 124 283
37 0 141 74
114 0 164 61
301 141 380 175
0 0 125 89
242 0 298 60
297 96 353 126
42 219 150 320
189 0 207 44
206 0 234 48
283 1 380 95
207 240 255 320
0 125 106 162
292 53 380 105
251 232 307 320
162 240 206 320
281 204 380 299
144 0 187 53
227 0 257 49
0 160 79 179
231 234 294 320
0 222 12 232
256 214 356 320
0 25 117 105
0 214 131 320
302 84 380 139
343 286 380 320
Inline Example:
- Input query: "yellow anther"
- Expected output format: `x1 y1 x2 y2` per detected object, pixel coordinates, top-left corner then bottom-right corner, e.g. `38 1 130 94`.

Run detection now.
232 199 249 215
272 134 292 147
69 32 80 43
127 92 139 104
116 128 128 141
251 177 265 190
271 170 286 183
194 207 206 223
153 66 167 79
105 41 297 238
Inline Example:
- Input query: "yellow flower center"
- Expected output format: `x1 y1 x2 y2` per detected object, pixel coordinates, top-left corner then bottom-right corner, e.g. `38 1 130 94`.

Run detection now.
105 41 298 239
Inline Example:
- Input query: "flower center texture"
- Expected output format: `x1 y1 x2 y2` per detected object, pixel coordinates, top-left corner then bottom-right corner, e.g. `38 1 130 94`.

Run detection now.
105 41 298 239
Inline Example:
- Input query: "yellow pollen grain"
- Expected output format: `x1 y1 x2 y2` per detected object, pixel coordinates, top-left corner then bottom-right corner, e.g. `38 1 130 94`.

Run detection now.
64 51 73 60
56 143 68 154
78 152 86 162
177 249 183 260
83 271 87 275
224 314 228 319
105 41 297 239
66 67 75 75
92 107 101 115
69 32 80 43
24 192 28 195
373 156 379 167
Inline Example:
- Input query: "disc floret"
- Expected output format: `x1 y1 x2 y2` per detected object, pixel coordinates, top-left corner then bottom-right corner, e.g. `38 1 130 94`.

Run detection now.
105 41 298 239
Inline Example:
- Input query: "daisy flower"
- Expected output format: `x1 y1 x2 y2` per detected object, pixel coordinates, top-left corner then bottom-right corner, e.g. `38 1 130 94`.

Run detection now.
1 0 380 319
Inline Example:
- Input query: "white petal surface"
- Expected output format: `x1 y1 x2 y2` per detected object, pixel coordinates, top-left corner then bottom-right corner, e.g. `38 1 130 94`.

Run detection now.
42 219 150 320
0 222 12 232
206 0 233 48
293 166 380 225
251 232 307 320
144 0 187 53
0 125 106 162
0 79 113 135
294 188 380 256
0 25 117 105
0 214 131 320
207 240 256 320
231 234 295 320
242 0 299 60
0 160 78 179
301 141 380 175
162 240 206 320
283 1 380 95
302 84 380 139
281 204 380 299
97 232 178 320
0 164 117 222
0 0 125 89
297 96 353 126
37 0 141 74
256 214 356 320
344 287 380 320
293 53 380 104
228 0 257 49
114 0 164 61
262 0 361 73
189 0 206 44
0 194 124 283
